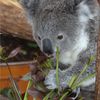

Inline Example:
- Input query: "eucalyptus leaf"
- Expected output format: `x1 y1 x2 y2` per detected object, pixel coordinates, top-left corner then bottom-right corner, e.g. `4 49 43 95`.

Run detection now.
0 46 4 56
21 73 31 81
8 47 21 59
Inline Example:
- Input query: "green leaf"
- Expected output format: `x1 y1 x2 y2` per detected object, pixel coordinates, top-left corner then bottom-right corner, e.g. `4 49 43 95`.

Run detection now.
7 89 16 100
27 43 38 48
0 88 10 97
56 47 60 93
41 58 53 68
9 76 22 100
60 91 69 100
24 80 33 100
21 73 31 81
68 75 77 87
72 56 95 87
43 90 53 100
73 73 95 89
0 46 4 56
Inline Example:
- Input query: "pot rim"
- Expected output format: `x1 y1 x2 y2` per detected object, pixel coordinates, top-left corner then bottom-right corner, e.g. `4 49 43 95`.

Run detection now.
0 60 37 66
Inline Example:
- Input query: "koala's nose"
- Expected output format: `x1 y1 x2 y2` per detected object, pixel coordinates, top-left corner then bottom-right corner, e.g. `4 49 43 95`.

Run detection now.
42 38 53 55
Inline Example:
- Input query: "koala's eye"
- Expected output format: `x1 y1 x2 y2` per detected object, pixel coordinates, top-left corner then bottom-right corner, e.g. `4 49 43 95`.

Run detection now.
37 35 41 40
57 34 64 40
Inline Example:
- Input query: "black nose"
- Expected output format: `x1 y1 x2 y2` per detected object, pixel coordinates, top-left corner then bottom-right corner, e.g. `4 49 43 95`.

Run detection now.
42 38 53 55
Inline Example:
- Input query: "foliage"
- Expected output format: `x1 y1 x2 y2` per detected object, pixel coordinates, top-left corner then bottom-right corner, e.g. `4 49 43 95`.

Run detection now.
24 80 33 100
0 46 95 100
42 49 95 100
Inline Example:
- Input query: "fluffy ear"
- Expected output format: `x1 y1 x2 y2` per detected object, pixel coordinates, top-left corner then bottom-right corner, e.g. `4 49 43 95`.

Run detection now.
20 0 40 16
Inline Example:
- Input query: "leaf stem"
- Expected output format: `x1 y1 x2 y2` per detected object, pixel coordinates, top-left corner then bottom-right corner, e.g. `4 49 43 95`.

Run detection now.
56 47 60 94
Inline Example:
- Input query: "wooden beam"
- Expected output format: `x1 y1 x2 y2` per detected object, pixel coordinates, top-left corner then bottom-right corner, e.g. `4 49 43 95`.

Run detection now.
95 31 100 100
95 0 100 99
0 0 33 40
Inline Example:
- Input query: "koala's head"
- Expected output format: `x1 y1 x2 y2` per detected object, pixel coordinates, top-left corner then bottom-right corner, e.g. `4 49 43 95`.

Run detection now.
20 0 98 67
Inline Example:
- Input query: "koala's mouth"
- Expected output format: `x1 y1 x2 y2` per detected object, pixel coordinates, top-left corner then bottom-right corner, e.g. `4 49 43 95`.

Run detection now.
43 49 57 58
58 63 71 70
44 51 72 70
43 51 57 60
43 52 54 58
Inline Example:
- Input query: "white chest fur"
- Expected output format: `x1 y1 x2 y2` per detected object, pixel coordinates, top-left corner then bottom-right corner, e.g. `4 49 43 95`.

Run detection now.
59 1 97 86
60 1 94 66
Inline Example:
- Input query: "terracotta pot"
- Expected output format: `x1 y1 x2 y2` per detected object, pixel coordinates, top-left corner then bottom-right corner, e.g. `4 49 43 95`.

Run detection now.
0 61 36 94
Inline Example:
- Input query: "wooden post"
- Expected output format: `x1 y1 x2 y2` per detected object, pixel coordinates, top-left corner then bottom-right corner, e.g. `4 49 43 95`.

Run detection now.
95 31 100 100
95 0 100 99
0 0 33 41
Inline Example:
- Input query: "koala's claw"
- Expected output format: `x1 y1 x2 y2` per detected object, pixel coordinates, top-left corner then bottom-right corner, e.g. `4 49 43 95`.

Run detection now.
44 69 70 90
44 70 57 89
72 88 80 100
44 78 57 89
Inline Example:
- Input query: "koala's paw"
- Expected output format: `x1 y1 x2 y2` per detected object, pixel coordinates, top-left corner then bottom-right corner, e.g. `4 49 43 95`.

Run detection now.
44 70 57 89
72 88 80 99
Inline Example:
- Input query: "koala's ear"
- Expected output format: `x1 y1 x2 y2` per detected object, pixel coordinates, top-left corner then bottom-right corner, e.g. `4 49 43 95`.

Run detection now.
20 0 40 16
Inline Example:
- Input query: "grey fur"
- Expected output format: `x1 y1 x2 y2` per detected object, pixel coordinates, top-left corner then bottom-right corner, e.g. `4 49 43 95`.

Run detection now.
20 0 100 92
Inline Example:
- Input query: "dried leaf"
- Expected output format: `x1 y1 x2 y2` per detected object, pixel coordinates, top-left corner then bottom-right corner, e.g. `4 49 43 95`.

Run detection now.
28 87 42 98
0 46 4 56
35 71 45 82
29 63 38 74
0 95 9 100
21 73 31 81
35 83 47 93
20 49 27 55
8 47 21 59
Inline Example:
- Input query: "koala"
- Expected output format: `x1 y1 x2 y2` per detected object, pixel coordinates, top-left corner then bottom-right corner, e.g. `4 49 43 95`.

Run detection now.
20 0 100 91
